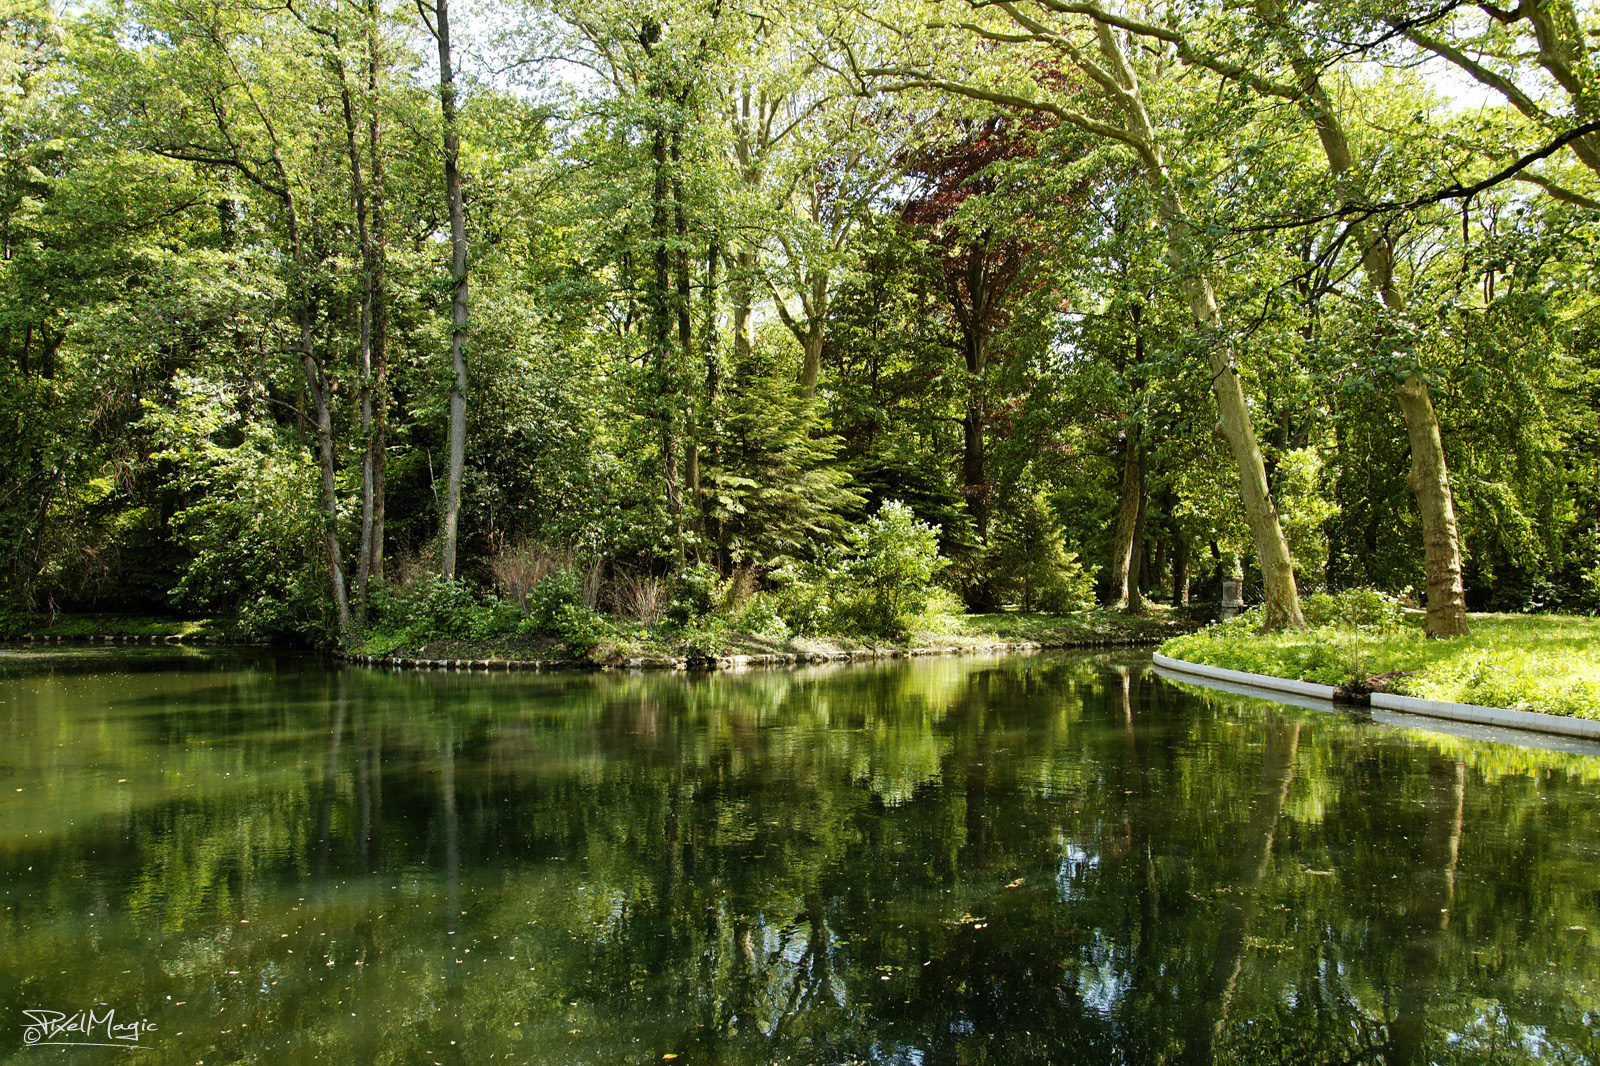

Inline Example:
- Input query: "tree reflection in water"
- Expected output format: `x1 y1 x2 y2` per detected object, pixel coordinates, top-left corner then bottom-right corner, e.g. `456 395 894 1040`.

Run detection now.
0 647 1596 1064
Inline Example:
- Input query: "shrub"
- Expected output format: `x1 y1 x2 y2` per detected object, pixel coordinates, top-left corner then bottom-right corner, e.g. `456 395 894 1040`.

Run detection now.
366 573 494 647
911 586 968 636
556 602 610 658
667 563 722 625
1035 554 1096 616
838 501 946 636
986 489 1092 614
770 561 834 635
1301 588 1405 630
733 592 789 639
522 571 582 635
469 597 523 641
611 569 667 625
488 536 577 610
402 574 482 639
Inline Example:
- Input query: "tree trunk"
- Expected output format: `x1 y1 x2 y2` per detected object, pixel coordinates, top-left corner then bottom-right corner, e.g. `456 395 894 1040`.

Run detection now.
432 0 469 579
799 319 823 395
961 407 988 540
367 0 388 586
333 47 376 619
1173 534 1191 606
1093 20 1304 629
282 195 352 640
730 249 755 365
1398 377 1468 635
1131 457 1149 610
1109 425 1142 608
1263 4 1468 637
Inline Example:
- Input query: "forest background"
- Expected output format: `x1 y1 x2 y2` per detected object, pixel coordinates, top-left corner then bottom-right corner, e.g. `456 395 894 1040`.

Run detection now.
4 0 1599 650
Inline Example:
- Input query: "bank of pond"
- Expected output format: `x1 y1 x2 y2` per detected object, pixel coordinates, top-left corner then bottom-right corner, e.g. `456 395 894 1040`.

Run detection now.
1160 603 1600 720
0 645 1596 1064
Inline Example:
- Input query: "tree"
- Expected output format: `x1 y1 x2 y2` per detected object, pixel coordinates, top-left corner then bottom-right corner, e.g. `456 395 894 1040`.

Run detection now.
419 0 471 580
850 8 1308 627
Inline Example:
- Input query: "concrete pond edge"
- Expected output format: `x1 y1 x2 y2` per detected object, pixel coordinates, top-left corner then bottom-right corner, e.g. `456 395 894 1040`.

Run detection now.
1152 652 1600 741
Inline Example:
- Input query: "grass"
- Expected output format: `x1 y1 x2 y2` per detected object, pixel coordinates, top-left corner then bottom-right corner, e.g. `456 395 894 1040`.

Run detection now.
961 606 1196 646
1160 610 1600 720
3 612 232 640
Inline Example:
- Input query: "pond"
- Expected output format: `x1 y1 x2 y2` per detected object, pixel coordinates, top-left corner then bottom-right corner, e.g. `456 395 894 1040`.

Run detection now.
0 647 1597 1065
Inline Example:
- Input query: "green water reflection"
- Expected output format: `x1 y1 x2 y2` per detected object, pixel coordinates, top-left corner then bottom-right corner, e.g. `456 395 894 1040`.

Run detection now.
1 648 1597 1065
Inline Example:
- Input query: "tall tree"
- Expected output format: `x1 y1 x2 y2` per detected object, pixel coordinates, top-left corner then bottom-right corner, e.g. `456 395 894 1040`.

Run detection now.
419 0 470 579
853 10 1308 627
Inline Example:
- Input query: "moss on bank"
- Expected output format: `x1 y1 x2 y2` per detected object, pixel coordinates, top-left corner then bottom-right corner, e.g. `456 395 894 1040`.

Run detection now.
1160 608 1600 720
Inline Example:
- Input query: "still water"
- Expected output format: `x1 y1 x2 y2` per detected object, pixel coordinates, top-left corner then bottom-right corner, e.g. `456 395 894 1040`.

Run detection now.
0 647 1597 1065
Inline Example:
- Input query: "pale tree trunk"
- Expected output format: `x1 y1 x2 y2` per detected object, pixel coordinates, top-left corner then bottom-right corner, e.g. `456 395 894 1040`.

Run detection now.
299 323 352 639
1396 378 1468 633
799 318 824 395
1094 21 1305 629
1131 458 1149 610
1172 533 1191 606
272 190 352 641
332 48 377 620
730 249 755 364
1265 7 1469 636
426 0 469 579
774 265 828 396
1108 425 1142 608
367 0 388 586
725 85 768 369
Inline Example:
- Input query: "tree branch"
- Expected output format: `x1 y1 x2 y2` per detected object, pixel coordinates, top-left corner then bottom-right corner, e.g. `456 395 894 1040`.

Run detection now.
1237 119 1600 231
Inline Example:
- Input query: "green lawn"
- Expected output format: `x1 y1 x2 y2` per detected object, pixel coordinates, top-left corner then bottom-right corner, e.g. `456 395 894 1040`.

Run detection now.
1160 611 1600 719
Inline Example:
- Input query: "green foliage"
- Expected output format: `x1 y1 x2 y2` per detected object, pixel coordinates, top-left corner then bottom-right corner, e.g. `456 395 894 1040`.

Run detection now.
522 571 583 636
769 561 836 636
145 379 330 644
765 501 951 638
837 501 947 636
985 489 1095 614
704 325 862 569
368 574 482 646
1299 588 1405 630
666 563 721 626
555 602 610 659
732 592 790 640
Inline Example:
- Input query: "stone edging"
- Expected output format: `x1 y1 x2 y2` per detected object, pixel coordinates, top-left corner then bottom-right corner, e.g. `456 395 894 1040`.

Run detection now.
1153 651 1600 741
1151 652 1338 701
341 636 1167 673
1367 691 1600 739
10 633 258 646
